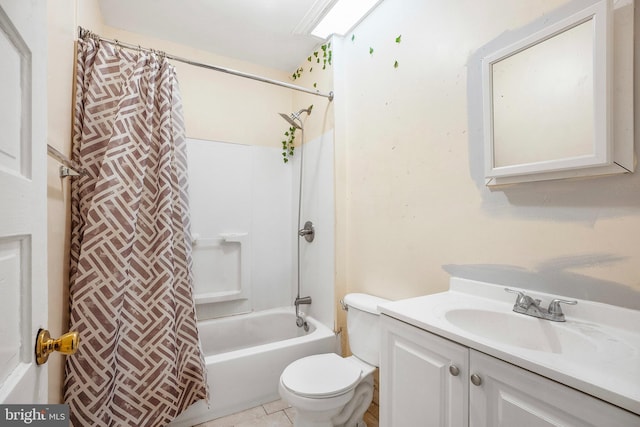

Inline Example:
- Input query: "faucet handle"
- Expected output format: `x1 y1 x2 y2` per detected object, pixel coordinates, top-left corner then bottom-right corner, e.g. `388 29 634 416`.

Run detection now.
505 288 541 311
504 288 527 304
548 298 577 319
504 287 524 297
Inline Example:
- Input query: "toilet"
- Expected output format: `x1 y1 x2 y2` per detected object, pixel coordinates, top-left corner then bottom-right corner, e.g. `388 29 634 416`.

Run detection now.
279 293 389 427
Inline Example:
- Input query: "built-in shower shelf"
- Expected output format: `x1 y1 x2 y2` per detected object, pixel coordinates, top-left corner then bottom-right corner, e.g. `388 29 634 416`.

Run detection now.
191 232 251 305
192 233 248 246
195 290 245 305
193 237 225 246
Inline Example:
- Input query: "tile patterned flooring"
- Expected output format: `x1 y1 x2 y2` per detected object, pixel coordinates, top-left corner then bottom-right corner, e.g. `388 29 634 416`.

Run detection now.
194 400 295 427
193 399 379 427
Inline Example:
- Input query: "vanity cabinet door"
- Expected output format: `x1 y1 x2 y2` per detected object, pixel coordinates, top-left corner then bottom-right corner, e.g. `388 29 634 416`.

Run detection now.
469 350 640 427
380 315 469 427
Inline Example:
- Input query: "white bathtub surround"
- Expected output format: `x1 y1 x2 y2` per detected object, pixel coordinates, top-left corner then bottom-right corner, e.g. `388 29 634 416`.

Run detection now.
291 130 336 329
186 134 335 329
169 308 337 427
187 139 294 319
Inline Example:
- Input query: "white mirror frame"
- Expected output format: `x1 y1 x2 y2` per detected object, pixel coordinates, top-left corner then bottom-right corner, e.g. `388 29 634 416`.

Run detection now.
483 0 612 182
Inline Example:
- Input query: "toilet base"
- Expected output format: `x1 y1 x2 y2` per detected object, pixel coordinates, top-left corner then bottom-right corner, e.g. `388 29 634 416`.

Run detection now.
330 375 373 427
284 374 374 427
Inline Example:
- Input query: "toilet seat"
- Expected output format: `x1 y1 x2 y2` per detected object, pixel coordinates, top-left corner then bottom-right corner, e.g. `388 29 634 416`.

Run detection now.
280 353 362 398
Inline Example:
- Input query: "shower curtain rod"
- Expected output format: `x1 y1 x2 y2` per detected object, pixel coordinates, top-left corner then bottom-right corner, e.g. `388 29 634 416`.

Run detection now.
78 27 334 101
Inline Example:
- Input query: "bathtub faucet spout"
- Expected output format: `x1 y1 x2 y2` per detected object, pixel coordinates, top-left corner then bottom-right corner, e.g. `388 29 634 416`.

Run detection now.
295 296 312 331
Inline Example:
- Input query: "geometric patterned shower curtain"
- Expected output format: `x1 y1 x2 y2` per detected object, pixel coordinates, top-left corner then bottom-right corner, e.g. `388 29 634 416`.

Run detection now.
63 35 208 427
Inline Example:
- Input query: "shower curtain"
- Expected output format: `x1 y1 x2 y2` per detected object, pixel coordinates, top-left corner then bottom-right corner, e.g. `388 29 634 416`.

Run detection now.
63 36 208 426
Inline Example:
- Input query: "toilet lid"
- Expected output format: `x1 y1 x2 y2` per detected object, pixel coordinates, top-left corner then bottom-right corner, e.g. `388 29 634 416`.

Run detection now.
281 353 362 398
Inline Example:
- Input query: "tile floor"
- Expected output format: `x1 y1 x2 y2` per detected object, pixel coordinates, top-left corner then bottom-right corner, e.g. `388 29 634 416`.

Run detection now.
194 400 295 427
193 399 379 427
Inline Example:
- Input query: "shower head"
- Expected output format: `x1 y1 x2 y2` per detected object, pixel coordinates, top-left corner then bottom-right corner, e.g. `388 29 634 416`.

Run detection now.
279 112 302 130
278 106 313 130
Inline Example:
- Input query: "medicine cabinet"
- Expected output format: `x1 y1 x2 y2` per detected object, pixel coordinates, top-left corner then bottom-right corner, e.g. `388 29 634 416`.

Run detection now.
482 0 634 186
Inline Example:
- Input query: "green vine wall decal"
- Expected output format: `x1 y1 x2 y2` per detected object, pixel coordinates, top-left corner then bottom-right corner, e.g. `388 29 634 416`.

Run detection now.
354 33 404 68
281 31 405 162
394 34 401 68
282 126 296 163
280 105 313 164
280 43 333 164
291 42 332 81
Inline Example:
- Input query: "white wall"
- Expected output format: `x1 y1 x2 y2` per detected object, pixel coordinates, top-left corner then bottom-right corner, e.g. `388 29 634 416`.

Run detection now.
335 0 640 309
97 28 293 147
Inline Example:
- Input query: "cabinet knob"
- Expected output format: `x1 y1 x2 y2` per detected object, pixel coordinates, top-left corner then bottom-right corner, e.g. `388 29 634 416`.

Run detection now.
449 365 460 376
470 373 482 386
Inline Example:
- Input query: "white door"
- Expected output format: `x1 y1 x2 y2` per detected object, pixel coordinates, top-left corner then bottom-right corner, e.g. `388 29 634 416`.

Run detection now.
0 0 48 403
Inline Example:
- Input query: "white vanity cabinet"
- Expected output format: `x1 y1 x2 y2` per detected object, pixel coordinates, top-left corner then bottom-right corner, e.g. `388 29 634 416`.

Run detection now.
380 314 640 427
380 314 469 427
468 349 639 427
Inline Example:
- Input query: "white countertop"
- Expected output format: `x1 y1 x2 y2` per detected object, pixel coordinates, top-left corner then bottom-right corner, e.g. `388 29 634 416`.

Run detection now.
379 277 640 416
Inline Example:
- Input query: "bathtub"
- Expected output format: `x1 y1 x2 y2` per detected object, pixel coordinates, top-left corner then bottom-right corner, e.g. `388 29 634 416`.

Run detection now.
169 307 337 426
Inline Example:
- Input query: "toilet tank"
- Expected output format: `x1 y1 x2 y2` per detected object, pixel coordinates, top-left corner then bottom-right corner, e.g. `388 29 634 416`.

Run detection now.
343 293 390 366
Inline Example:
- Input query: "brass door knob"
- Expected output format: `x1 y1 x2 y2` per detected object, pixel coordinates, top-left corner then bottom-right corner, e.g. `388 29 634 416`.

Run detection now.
35 329 80 365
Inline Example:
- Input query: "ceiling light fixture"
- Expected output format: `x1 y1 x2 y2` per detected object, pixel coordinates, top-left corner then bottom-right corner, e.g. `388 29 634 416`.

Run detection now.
311 0 382 39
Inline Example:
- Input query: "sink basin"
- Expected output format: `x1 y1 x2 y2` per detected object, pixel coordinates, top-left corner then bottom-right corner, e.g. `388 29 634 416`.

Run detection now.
444 308 598 354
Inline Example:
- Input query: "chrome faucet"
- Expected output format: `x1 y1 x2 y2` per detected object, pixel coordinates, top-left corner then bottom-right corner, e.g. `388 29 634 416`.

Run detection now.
505 288 577 322
295 296 312 308
294 296 312 331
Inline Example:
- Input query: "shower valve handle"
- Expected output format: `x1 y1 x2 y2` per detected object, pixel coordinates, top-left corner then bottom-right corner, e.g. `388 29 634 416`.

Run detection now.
298 221 315 242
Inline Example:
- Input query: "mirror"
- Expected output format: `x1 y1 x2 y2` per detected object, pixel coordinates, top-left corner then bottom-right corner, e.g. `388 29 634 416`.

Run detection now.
483 0 612 184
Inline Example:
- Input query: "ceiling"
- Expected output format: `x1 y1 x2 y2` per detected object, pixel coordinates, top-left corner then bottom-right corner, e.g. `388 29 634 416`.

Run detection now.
97 0 332 72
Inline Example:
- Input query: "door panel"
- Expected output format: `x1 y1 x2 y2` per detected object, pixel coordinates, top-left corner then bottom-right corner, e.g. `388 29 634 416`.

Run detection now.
380 316 468 427
469 350 640 427
0 4 28 176
0 0 47 404
0 239 23 384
